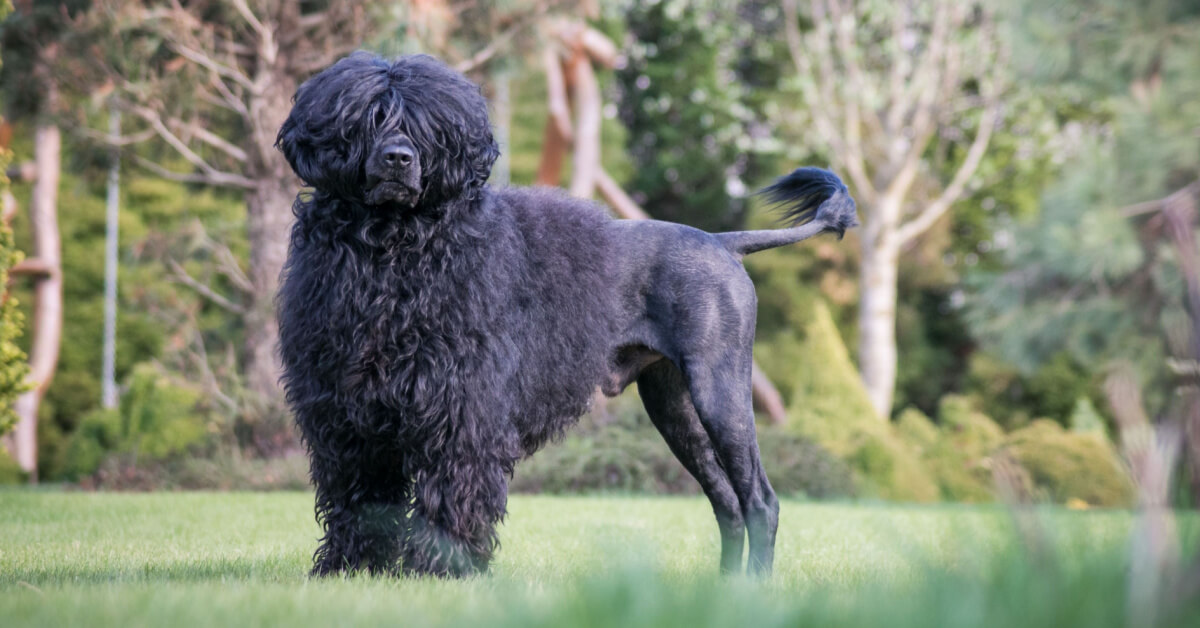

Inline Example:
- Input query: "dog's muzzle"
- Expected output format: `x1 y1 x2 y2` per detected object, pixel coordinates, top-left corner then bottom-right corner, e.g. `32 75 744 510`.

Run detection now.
365 138 422 207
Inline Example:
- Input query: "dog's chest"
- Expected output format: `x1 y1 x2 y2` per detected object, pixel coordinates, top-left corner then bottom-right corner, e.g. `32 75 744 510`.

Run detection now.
313 231 507 399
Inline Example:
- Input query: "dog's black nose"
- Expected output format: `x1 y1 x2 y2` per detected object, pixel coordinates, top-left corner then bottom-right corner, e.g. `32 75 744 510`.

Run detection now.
381 144 414 167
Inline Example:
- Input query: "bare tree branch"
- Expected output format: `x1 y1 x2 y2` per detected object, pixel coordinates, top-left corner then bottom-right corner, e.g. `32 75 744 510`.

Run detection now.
167 40 256 92
79 127 158 147
1121 181 1200 217
185 323 239 415
9 258 58 278
171 118 248 162
128 105 258 188
781 0 877 206
595 169 650 220
896 103 999 245
883 2 952 202
228 0 267 38
198 227 254 294
885 2 912 134
454 0 568 74
134 155 257 189
5 162 37 183
167 258 246 314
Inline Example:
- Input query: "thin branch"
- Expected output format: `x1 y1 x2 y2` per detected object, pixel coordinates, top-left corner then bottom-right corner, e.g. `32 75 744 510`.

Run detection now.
1121 181 1200 217
171 119 248 162
128 104 257 188
200 230 253 293
134 155 257 189
185 323 239 414
896 103 999 245
5 162 37 183
884 1 952 200
297 10 329 30
781 0 877 205
167 258 247 314
595 169 650 220
542 46 574 142
167 40 256 91
9 258 58 278
885 2 911 134
79 127 158 147
205 71 250 120
228 0 267 38
454 0 564 74
828 0 884 147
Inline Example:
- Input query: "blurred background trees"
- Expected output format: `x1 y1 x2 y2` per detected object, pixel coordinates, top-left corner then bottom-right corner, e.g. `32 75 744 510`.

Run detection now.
0 0 1197 508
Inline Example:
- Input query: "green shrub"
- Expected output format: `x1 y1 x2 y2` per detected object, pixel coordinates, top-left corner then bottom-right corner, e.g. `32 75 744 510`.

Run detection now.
756 424 856 499
57 363 213 479
57 408 120 480
1001 420 1132 507
963 352 1030 430
937 395 1004 459
0 147 29 437
83 451 311 491
896 408 940 454
512 390 855 499
0 448 25 484
512 393 697 495
896 406 995 503
1069 397 1107 435
785 300 939 502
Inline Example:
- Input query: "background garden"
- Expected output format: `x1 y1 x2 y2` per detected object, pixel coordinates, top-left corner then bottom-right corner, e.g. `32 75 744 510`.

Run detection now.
1 0 1199 624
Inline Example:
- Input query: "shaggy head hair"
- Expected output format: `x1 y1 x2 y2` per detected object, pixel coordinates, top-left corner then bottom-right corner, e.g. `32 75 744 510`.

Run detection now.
277 52 499 208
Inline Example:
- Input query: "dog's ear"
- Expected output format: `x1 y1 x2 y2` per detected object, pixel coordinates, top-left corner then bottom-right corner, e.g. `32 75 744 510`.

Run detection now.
277 53 387 196
276 114 326 189
435 127 499 200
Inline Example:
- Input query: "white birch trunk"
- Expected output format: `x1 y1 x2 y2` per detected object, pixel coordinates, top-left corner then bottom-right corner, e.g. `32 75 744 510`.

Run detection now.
857 194 901 419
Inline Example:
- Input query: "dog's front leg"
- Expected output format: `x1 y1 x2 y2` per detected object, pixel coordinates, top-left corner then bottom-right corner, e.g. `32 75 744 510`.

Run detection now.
309 451 410 577
401 455 510 578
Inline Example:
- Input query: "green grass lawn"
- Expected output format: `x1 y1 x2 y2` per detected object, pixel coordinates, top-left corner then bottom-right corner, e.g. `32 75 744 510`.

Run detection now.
0 491 1196 627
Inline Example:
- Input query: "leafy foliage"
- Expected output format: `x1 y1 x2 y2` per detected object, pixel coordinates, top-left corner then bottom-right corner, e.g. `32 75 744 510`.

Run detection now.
1001 420 1133 507
512 390 855 499
57 363 215 480
0 0 28 441
0 167 28 440
615 0 756 231
966 0 1200 420
785 300 940 501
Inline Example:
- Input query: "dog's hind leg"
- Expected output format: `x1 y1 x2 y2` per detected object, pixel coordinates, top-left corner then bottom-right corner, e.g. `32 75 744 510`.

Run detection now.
637 358 746 574
680 352 780 577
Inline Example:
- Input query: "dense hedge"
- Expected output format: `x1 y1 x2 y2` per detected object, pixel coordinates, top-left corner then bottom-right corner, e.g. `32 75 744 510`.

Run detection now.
784 300 940 501
512 391 856 499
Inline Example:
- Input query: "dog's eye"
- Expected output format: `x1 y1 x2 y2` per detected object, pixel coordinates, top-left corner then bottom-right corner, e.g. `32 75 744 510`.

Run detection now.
373 108 387 128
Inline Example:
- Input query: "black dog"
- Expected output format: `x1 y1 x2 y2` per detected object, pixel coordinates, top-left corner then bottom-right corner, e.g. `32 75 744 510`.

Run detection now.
275 52 857 578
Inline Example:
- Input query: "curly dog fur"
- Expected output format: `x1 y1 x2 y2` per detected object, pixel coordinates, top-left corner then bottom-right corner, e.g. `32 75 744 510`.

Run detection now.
275 52 857 578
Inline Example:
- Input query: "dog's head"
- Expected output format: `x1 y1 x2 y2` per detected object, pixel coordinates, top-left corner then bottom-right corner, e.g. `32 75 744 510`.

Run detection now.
276 53 499 210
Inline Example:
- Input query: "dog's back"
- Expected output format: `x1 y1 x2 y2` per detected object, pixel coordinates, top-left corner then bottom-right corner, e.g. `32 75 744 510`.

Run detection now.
487 186 620 452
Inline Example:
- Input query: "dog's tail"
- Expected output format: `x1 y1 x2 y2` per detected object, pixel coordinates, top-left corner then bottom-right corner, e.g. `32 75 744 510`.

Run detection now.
716 167 859 257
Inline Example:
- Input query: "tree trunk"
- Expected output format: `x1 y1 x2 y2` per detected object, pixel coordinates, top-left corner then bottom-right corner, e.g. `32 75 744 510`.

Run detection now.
857 197 900 419
239 17 299 420
12 121 63 479
242 177 292 406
